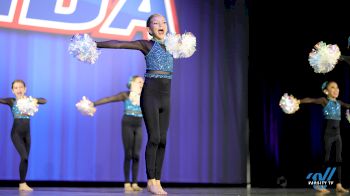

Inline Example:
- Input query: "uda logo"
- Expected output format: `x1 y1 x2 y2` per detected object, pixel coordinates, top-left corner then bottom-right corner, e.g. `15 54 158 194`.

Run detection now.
0 0 179 40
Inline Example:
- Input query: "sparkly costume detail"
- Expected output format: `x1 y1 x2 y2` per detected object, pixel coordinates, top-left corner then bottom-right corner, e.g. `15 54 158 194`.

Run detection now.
323 99 341 120
145 42 174 79
124 99 142 117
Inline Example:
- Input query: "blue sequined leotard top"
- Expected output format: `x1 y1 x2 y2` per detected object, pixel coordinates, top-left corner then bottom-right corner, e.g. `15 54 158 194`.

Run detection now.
323 99 341 120
12 101 30 119
145 42 174 79
124 98 142 118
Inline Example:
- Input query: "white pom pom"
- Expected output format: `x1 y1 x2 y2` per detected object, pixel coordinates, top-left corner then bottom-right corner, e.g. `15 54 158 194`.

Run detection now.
68 34 100 64
179 32 197 58
279 93 300 114
164 32 196 58
16 96 39 116
346 109 350 123
76 96 96 116
308 41 341 73
164 33 181 58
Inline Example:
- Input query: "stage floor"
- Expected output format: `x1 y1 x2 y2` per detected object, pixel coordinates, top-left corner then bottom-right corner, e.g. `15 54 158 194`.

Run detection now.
0 187 341 196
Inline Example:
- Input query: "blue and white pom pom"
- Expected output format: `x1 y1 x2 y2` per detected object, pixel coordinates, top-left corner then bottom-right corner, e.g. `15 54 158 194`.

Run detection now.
76 96 96 116
164 32 196 58
308 41 341 73
279 93 300 114
68 34 100 64
16 96 39 116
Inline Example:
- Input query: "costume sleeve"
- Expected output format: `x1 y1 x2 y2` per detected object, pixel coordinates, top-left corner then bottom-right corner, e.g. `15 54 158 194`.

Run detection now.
299 97 327 106
339 100 350 109
93 92 128 107
96 40 153 55
35 98 47 104
0 98 14 106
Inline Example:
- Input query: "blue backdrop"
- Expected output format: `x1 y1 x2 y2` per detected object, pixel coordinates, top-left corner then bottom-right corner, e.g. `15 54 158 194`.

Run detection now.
0 0 248 183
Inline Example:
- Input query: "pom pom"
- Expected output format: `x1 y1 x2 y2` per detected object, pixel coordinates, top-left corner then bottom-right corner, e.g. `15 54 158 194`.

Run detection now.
164 32 196 58
308 41 341 73
346 109 350 123
16 96 39 116
279 93 300 114
164 33 181 56
68 34 100 64
76 96 96 116
180 32 197 58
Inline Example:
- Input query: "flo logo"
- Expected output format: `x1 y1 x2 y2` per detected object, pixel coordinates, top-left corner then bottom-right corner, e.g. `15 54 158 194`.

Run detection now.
306 167 336 189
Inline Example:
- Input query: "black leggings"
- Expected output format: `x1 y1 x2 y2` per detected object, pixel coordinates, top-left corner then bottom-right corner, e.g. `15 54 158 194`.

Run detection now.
122 115 142 183
141 78 171 180
11 119 30 183
324 120 342 184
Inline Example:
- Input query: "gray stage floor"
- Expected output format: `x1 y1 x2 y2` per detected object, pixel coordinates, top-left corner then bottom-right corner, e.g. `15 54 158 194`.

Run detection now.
0 187 348 196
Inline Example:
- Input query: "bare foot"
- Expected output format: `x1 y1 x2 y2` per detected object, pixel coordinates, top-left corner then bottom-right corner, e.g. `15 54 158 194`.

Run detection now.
124 183 133 192
316 188 330 194
156 180 167 195
336 183 349 193
147 179 163 195
19 183 33 192
132 183 143 191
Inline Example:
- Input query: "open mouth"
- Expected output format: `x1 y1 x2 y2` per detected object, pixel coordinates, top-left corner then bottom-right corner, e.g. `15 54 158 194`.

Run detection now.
158 29 164 35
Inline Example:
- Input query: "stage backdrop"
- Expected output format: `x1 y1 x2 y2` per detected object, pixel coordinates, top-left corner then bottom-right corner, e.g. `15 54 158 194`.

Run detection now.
0 0 248 183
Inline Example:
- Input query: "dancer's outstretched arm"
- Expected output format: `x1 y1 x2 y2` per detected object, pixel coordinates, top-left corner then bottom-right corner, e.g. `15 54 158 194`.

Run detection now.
340 55 350 65
93 92 128 107
96 40 152 55
0 98 12 105
339 100 350 109
34 98 47 104
299 97 327 107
